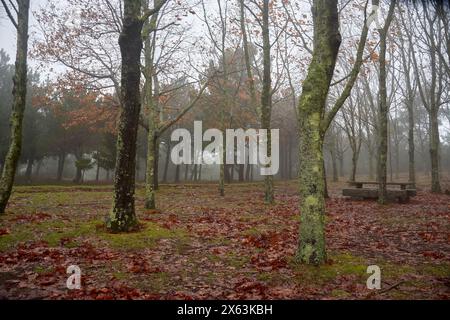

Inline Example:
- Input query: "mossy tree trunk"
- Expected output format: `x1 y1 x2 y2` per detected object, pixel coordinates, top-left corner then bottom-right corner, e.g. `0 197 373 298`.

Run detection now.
0 0 30 213
295 0 341 265
107 0 158 231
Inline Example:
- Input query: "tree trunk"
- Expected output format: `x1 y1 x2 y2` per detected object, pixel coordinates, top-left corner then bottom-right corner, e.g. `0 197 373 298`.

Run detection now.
245 164 251 181
96 162 100 182
323 159 329 199
330 149 338 182
56 152 65 181
238 164 244 182
143 2 159 209
338 154 344 179
73 153 83 184
154 138 159 189
162 142 170 183
107 0 146 231
350 152 358 182
261 0 274 204
407 101 415 187
0 0 30 213
145 131 156 209
174 164 180 183
25 157 33 183
296 0 341 265
368 148 374 180
429 109 441 193
34 159 42 179
376 0 396 204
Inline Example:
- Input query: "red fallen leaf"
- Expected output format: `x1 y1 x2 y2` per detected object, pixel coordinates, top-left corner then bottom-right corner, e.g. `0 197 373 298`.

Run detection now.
145 209 161 215
422 251 445 259
38 277 58 286
0 228 10 235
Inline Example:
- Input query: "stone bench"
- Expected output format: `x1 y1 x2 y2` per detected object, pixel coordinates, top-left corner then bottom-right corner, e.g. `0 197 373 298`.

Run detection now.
342 188 416 203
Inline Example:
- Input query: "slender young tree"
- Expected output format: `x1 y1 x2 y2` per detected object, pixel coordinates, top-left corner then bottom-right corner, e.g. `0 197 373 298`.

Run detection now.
0 0 30 213
260 0 274 204
377 0 396 204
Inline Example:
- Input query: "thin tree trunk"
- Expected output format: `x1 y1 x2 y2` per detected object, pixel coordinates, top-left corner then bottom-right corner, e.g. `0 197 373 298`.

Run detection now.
175 164 180 183
429 109 441 193
96 162 100 182
330 148 338 182
162 141 170 183
143 2 159 210
407 100 415 187
34 159 42 179
377 0 396 204
56 152 66 181
261 0 274 204
25 157 33 183
153 138 159 190
0 0 30 213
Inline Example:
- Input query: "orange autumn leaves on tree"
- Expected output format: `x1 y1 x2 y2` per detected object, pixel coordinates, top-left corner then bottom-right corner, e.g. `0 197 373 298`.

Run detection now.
34 80 118 134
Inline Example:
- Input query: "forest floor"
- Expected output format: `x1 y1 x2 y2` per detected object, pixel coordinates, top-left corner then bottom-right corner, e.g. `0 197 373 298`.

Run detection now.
0 179 449 300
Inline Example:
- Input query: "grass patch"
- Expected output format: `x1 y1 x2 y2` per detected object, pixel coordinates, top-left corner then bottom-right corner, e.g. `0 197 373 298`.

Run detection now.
97 221 188 250
226 252 250 268
0 228 34 251
291 252 368 285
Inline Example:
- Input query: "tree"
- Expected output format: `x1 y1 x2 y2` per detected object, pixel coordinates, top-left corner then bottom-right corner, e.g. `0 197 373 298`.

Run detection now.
376 0 396 204
295 0 341 265
295 0 371 265
406 2 446 193
106 0 166 232
0 0 30 213
260 0 274 203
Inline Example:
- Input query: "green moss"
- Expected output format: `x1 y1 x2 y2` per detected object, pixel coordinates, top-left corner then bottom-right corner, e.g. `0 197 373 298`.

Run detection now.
330 289 351 298
418 264 450 277
40 219 97 247
34 265 54 274
113 271 128 280
99 221 188 249
292 252 367 285
0 228 34 251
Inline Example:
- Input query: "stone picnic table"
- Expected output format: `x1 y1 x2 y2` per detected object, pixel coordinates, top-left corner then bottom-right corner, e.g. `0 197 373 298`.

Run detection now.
342 181 417 202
